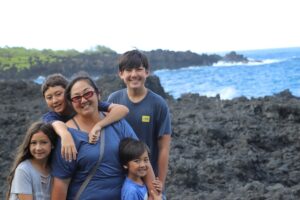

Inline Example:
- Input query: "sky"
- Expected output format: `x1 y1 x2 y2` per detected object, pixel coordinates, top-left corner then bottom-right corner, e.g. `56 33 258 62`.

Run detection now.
0 0 300 54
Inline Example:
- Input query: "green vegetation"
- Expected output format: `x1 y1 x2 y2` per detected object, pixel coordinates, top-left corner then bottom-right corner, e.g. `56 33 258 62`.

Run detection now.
83 45 115 55
0 45 116 71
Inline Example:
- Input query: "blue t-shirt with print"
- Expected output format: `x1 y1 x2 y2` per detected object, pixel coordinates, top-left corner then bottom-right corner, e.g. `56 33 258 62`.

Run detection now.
108 89 172 176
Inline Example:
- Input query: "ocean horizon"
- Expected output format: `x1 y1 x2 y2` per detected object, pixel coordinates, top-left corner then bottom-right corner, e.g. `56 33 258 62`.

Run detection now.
154 47 300 100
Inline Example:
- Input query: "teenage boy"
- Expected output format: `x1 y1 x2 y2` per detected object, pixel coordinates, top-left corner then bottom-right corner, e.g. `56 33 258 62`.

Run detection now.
108 50 172 192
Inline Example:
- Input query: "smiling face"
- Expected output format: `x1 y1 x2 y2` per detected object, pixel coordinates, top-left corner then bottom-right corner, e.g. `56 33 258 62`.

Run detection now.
125 150 150 182
70 80 98 117
119 65 149 90
44 86 67 114
29 131 52 161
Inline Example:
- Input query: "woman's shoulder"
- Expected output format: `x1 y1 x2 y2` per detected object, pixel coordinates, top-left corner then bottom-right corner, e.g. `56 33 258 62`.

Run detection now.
66 127 88 141
110 118 130 130
107 119 138 139
65 117 75 128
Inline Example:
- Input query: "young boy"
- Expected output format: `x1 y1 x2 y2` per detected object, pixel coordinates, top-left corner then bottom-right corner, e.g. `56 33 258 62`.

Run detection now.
119 138 162 200
42 73 129 161
108 50 172 194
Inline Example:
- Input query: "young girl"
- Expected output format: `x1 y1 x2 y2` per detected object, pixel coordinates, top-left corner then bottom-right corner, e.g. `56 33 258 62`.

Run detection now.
119 138 162 200
6 121 57 200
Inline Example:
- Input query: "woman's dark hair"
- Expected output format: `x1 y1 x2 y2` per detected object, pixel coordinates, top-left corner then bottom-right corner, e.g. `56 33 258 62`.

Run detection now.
65 76 100 102
119 137 150 168
41 73 69 97
118 50 150 72
6 121 57 200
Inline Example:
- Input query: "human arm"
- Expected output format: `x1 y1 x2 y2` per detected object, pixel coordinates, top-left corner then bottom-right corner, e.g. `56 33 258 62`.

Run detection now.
157 135 171 189
155 98 172 189
150 189 163 200
89 103 129 143
42 112 77 161
51 177 71 200
9 164 34 200
52 121 77 161
144 135 170 200
16 194 33 200
152 177 162 193
143 164 157 200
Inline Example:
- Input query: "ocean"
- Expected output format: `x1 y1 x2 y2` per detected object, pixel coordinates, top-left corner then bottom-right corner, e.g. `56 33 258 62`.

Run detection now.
154 47 300 100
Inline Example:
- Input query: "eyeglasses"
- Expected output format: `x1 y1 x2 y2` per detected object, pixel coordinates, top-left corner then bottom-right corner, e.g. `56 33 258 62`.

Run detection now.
71 91 95 103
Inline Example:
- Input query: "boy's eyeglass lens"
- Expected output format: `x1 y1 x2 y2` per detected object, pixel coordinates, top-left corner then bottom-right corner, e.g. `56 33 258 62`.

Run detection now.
71 91 95 103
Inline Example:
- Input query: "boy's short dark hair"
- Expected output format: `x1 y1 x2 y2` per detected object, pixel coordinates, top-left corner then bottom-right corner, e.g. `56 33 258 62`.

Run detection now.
119 138 150 167
118 50 149 72
41 73 68 97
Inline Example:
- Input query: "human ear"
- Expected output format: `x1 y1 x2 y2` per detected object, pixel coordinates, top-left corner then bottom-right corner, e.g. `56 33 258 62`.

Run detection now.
145 69 150 77
118 71 125 79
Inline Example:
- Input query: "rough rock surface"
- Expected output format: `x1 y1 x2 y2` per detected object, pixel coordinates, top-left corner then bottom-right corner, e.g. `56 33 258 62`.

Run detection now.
1 77 300 200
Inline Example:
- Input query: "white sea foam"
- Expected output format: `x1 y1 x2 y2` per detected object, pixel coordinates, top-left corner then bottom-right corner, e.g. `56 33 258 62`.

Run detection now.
200 87 238 100
34 75 45 84
213 58 284 67
219 87 239 99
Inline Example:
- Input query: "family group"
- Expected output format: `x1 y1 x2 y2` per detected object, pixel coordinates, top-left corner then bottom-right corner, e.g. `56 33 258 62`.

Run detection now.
6 50 172 200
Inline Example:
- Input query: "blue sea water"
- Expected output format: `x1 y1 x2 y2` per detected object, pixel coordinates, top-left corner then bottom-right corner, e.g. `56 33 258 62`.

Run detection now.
154 47 300 100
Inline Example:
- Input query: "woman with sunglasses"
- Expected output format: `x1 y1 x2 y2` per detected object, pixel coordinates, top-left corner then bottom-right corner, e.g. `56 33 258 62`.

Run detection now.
50 76 156 200
41 73 129 162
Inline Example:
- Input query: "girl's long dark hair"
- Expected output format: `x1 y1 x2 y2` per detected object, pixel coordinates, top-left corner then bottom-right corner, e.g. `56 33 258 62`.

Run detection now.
6 121 56 200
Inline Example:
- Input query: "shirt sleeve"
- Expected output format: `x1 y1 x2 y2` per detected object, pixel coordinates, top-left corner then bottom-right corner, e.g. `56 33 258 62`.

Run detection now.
106 91 119 104
98 101 111 112
51 137 77 178
156 99 172 137
42 111 61 123
10 167 33 194
118 119 139 140
106 93 113 103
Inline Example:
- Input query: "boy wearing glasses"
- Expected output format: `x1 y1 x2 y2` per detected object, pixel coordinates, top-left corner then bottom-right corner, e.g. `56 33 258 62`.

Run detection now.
41 73 129 161
108 50 172 198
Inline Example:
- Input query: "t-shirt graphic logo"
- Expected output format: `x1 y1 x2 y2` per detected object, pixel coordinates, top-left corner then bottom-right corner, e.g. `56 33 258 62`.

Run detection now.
142 115 150 123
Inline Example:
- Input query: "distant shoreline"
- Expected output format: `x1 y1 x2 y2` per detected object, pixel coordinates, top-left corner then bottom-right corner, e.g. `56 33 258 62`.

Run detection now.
0 47 247 80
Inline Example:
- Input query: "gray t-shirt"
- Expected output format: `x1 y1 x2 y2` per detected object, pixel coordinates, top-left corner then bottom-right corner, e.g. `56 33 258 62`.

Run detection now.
10 159 51 200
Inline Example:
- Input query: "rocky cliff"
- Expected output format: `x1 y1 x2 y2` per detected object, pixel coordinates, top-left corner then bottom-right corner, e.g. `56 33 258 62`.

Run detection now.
1 76 299 200
0 49 246 80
